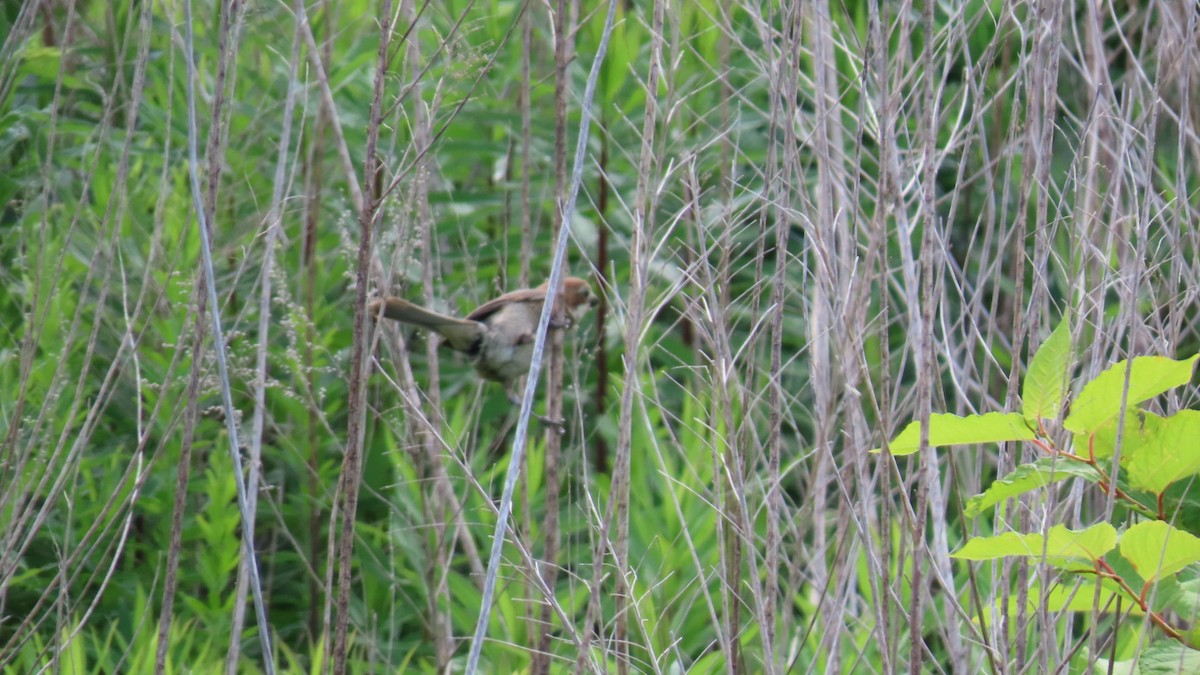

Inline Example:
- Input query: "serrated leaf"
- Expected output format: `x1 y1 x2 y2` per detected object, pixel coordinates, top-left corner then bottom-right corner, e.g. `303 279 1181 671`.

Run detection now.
953 523 1117 565
1064 355 1200 434
1121 520 1200 583
1023 317 1074 425
873 412 1035 456
965 458 1102 518
1126 411 1200 494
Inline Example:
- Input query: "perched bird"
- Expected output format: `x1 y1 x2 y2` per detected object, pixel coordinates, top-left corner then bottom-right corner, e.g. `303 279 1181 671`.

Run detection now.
370 276 598 418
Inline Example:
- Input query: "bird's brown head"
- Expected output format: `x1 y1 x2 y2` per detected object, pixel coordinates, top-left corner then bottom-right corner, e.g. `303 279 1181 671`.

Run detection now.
560 276 598 321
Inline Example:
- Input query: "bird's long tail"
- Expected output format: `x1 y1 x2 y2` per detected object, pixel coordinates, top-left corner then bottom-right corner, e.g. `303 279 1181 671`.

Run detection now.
370 298 482 352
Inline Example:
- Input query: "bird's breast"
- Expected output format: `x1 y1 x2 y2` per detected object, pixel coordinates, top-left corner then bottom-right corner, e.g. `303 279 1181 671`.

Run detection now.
469 302 546 383
474 336 536 382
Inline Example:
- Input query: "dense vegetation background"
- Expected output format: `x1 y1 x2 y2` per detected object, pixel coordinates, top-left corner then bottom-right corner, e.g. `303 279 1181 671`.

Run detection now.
2 0 1199 672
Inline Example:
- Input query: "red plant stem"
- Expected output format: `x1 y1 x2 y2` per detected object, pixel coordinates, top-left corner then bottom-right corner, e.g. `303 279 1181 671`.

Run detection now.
1092 560 1183 641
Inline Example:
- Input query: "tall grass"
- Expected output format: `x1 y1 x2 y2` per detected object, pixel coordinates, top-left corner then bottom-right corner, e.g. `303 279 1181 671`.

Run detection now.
2 0 1199 672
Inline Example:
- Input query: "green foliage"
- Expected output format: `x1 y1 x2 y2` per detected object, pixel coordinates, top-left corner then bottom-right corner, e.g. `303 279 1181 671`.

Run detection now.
964 458 1101 518
952 523 1117 570
1065 356 1200 434
1023 316 1073 423
877 412 1036 455
5 0 1199 669
1121 521 1200 584
885 317 1200 656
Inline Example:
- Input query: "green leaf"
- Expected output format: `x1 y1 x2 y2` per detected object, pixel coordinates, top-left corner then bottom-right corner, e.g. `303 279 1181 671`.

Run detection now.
1080 410 1161 463
874 412 1035 456
1064 355 1199 434
1158 485 1200 540
982 581 1142 642
1041 580 1138 614
998 579 1139 618
1022 317 1073 424
1120 520 1200 583
953 523 1117 567
965 458 1102 518
1150 572 1200 620
1089 641 1200 674
1126 411 1200 494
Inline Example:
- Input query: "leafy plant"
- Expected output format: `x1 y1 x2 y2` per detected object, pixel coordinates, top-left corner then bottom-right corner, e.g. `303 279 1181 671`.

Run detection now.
880 318 1200 655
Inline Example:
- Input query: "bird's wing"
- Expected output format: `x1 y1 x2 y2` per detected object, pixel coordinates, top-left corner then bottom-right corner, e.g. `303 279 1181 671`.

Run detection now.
465 286 548 322
371 298 484 352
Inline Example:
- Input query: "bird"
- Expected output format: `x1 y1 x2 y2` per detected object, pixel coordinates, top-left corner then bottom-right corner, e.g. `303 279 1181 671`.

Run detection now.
370 276 598 422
